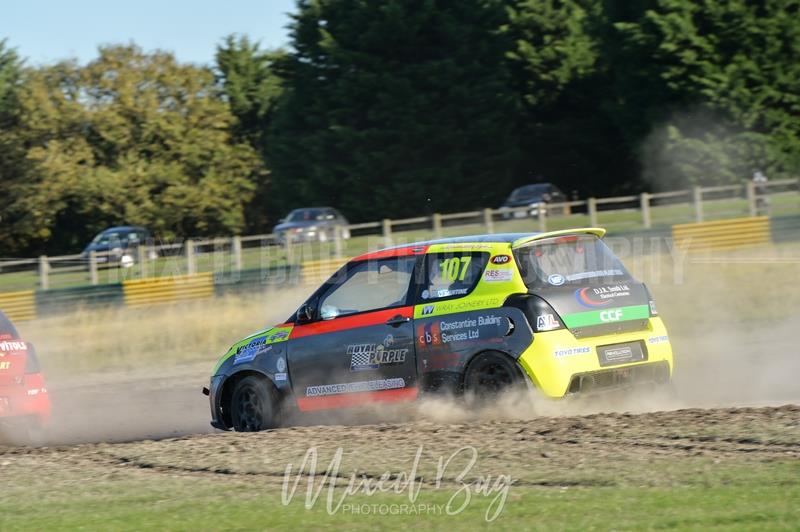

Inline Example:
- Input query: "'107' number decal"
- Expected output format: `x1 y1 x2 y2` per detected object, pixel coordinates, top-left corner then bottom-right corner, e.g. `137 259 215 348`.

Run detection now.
438 257 472 282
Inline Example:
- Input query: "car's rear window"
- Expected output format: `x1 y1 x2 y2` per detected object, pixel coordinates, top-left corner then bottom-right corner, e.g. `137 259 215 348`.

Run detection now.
0 311 19 339
514 234 631 289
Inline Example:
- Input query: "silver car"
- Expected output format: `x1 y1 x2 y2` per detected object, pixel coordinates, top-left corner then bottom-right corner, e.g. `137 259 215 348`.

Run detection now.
273 207 351 243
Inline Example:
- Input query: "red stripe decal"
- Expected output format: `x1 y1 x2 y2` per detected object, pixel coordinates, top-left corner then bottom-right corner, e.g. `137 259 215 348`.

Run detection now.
296 386 418 412
353 245 429 262
291 307 412 339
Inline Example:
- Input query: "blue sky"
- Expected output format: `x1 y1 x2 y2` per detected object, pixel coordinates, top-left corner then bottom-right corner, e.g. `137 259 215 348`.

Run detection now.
1 0 296 65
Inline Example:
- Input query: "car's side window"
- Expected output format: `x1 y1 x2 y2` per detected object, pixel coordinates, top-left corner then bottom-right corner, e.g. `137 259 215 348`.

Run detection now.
318 257 417 319
418 252 489 302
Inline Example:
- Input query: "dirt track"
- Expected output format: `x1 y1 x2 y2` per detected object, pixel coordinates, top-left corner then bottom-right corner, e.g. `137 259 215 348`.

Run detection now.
2 406 798 491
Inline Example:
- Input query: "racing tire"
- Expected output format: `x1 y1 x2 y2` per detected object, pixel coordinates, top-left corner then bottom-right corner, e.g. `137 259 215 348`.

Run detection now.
463 352 524 403
230 376 280 432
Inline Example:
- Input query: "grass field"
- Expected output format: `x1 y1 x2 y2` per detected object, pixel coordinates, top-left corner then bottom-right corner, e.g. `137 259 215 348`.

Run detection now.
1 407 798 530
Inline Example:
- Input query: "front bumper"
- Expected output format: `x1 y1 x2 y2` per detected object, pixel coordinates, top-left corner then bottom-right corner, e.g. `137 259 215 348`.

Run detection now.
517 317 674 398
207 375 228 430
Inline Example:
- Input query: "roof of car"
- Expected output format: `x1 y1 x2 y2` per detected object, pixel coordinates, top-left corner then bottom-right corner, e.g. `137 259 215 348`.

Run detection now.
100 226 146 233
353 229 605 261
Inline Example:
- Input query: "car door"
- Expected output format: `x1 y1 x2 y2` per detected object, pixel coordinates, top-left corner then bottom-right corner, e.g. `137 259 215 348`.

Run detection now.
287 256 419 411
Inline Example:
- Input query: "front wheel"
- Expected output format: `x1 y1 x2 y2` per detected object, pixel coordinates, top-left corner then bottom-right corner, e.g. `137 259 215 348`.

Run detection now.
230 376 280 432
463 352 524 402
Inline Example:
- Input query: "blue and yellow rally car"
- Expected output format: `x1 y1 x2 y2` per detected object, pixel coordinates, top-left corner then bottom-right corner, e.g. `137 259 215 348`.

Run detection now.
205 229 674 431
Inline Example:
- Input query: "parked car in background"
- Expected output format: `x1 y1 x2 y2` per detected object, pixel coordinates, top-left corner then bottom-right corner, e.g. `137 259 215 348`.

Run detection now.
0 310 50 445
500 183 567 218
81 226 154 267
273 207 351 244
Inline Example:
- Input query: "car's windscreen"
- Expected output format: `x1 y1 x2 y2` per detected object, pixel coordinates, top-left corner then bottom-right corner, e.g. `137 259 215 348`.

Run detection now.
514 234 631 289
287 209 329 222
509 184 548 201
92 231 121 245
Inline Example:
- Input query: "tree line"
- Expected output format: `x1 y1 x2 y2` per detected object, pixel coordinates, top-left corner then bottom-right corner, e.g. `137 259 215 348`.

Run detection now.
1 0 798 255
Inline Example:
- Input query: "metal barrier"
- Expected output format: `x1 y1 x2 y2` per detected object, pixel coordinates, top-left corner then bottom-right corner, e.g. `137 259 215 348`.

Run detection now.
123 272 214 308
0 290 37 321
672 216 771 251
300 258 349 286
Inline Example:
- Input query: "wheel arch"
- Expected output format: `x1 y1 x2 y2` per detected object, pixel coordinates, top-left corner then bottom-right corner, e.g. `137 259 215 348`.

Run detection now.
219 370 281 429
461 349 532 393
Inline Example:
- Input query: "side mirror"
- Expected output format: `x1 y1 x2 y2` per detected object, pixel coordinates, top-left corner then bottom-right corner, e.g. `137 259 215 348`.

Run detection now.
296 303 314 324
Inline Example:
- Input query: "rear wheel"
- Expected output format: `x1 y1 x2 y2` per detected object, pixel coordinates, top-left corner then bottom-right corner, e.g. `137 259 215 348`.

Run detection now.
230 376 279 432
463 352 523 401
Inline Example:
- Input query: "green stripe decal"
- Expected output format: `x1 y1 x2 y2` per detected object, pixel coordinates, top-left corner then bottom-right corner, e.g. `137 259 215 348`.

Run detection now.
562 304 650 329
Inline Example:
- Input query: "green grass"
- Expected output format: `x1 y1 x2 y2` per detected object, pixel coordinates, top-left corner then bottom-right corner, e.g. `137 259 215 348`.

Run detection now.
0 460 797 530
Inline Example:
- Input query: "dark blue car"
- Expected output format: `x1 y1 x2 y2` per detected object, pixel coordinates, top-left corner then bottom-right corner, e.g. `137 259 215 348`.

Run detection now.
81 226 152 267
500 183 566 218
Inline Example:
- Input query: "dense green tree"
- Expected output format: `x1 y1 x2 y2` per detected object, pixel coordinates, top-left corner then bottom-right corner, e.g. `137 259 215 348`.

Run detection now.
215 35 285 231
1 45 261 254
266 0 521 221
611 0 800 187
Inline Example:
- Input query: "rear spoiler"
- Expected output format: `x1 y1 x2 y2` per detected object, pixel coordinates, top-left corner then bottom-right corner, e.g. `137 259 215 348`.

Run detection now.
511 228 606 249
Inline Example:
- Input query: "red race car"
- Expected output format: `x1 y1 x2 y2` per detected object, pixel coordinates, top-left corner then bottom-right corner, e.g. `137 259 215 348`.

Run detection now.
0 310 51 445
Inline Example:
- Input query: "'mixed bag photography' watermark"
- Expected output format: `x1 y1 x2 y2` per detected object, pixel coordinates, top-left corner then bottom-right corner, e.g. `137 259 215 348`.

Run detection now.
281 445 513 522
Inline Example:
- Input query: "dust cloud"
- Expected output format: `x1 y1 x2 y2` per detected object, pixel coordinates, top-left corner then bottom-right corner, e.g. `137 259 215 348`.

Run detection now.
6 286 313 446
4 244 799 445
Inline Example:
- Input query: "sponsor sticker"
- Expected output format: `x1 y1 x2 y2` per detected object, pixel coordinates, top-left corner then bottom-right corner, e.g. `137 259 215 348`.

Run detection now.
483 269 514 282
647 335 669 345
0 341 27 352
274 372 288 381
421 305 435 315
234 337 270 365
435 288 469 298
535 313 560 331
553 346 592 358
566 269 624 282
547 274 565 286
491 255 511 265
276 356 287 372
575 284 631 308
349 335 408 371
306 378 406 397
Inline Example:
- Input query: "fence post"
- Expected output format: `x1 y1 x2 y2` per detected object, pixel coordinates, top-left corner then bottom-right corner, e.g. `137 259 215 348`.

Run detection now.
483 208 494 234
538 204 547 232
137 245 148 278
285 236 294 265
588 198 598 227
432 213 443 239
89 251 99 285
333 227 343 259
746 180 757 216
640 192 651 229
231 236 243 272
693 186 704 222
38 255 49 290
185 239 196 275
382 218 393 246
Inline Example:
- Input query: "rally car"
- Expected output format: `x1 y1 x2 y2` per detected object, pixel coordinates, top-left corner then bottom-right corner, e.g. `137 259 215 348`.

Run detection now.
0 311 51 444
205 229 674 431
